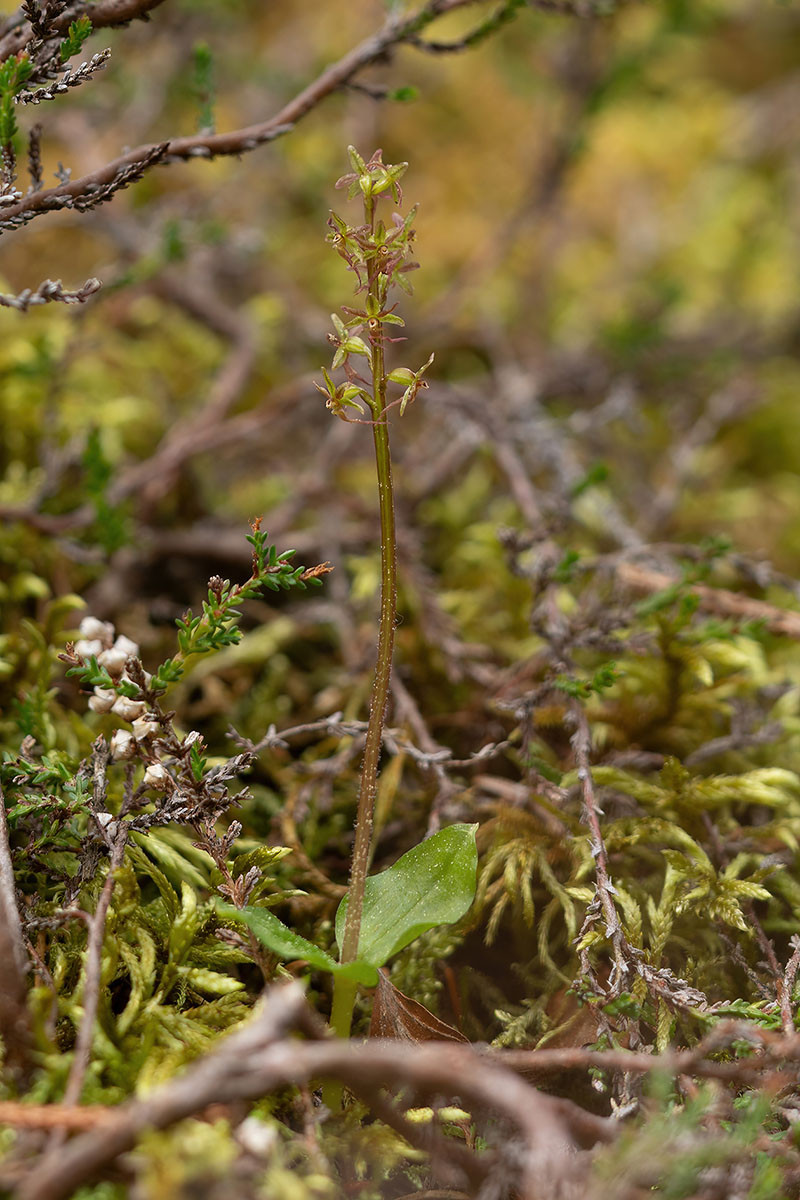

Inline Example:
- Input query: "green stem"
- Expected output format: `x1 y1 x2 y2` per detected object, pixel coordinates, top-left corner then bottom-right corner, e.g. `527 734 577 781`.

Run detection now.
330 201 397 1043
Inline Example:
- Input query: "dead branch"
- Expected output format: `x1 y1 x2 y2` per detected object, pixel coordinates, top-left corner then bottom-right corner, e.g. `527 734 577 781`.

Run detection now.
15 983 317 1200
57 819 128 1113
0 919 31 1090
0 0 560 235
0 1101 115 1131
0 780 32 1084
495 1018 800 1087
19 981 610 1200
0 0 169 60
617 561 800 639
570 700 632 996
0 781 27 981
235 711 508 775
0 276 100 311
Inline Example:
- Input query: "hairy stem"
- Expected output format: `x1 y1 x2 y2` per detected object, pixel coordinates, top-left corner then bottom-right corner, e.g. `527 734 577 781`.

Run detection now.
331 202 397 1042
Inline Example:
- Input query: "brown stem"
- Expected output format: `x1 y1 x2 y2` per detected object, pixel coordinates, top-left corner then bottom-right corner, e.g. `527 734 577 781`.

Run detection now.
0 780 33 1084
570 702 631 995
331 198 397 1045
0 780 27 980
57 829 128 1113
339 362 395 959
0 0 171 58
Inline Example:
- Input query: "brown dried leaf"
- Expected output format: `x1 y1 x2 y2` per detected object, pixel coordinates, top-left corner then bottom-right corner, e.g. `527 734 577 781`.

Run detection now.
368 970 469 1044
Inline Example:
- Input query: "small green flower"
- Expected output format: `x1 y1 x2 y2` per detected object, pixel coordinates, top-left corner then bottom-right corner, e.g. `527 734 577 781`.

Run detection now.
313 366 367 421
327 313 371 369
335 146 408 205
387 352 434 415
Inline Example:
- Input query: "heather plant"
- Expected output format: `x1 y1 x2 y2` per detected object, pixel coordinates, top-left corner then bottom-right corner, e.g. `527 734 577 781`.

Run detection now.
1 522 324 1105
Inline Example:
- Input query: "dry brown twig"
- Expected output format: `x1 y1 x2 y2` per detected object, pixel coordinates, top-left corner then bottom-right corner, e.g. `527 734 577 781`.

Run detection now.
14 1000 800 1200
617 561 800 639
0 0 171 59
0 276 100 311
0 1101 115 1131
18 981 610 1200
0 0 546 236
56 814 129 1116
0 781 27 981
570 700 633 997
0 781 33 1083
496 1018 800 1088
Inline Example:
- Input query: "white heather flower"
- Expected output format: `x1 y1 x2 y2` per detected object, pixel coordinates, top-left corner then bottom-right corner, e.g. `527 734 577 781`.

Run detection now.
88 688 116 714
111 696 147 721
132 716 160 742
98 646 131 677
74 638 103 661
114 635 139 658
110 730 136 760
93 812 119 841
79 617 115 646
143 763 170 790
100 635 140 677
183 731 203 748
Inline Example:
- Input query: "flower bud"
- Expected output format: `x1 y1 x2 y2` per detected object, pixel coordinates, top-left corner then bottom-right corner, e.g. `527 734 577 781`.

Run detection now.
88 688 116 714
94 811 118 838
114 635 139 658
79 617 115 646
132 716 160 742
98 646 131 677
74 638 103 661
111 696 147 722
143 763 170 790
110 730 136 760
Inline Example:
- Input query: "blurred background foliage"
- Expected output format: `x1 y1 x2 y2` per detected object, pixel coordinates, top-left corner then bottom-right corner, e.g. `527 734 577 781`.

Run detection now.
3 0 800 626
3 1 800 557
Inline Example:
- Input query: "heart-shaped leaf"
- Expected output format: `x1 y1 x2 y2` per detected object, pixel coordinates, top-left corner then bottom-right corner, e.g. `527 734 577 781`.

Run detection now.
218 903 377 985
335 823 478 968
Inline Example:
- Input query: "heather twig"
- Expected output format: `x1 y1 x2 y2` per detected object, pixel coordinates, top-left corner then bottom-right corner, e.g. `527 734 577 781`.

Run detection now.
0 781 26 979
0 275 100 310
0 781 32 1083
570 699 632 996
0 0 169 60
0 0 587 235
57 822 128 1113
